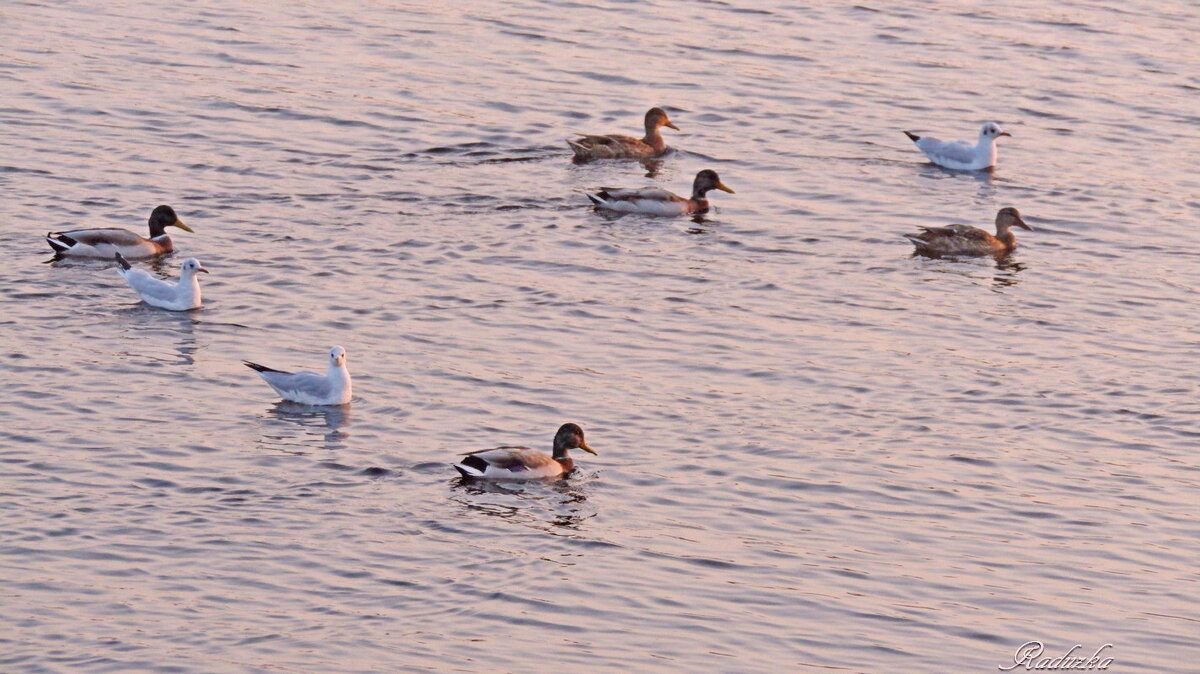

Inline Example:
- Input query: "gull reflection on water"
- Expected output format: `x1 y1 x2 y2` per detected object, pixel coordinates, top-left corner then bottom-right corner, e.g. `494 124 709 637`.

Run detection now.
257 401 352 452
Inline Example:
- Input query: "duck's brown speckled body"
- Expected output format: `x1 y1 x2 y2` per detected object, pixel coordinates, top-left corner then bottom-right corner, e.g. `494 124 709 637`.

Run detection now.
567 108 678 160
906 207 1033 257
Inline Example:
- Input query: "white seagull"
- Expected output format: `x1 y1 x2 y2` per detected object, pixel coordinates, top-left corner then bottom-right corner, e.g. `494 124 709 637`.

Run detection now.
452 423 597 480
243 346 353 406
114 252 206 311
904 122 1011 170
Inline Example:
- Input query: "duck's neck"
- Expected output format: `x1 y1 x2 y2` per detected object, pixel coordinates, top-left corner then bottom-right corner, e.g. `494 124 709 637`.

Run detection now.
994 227 1018 250
642 124 666 150
554 455 575 472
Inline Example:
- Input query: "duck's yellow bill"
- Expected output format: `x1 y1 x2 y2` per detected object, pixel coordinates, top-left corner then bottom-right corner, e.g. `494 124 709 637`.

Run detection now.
174 220 195 233
579 441 598 455
716 182 735 194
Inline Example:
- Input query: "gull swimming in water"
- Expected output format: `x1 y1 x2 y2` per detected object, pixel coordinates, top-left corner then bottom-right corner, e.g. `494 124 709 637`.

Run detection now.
905 207 1033 257
243 346 353 406
904 122 1011 171
452 423 597 480
114 252 207 311
48 205 194 258
587 169 734 216
567 107 679 160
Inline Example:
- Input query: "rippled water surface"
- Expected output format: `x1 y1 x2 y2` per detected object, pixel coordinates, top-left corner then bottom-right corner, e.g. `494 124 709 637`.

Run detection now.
3 1 1199 671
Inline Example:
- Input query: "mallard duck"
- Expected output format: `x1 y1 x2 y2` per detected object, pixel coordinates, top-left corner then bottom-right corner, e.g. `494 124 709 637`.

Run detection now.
567 107 679 160
47 205 193 258
905 207 1033 257
587 169 734 216
904 122 1011 170
114 251 207 311
452 423 596 480
243 347 353 406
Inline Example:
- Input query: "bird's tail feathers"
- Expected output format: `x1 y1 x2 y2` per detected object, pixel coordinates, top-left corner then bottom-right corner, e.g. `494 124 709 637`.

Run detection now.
242 360 286 373
46 235 71 253
452 462 484 478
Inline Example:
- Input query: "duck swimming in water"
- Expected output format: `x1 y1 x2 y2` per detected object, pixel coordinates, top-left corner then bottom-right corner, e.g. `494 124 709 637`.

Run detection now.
587 169 734 216
567 107 679 160
905 207 1033 257
452 423 596 480
904 122 1011 171
47 205 193 258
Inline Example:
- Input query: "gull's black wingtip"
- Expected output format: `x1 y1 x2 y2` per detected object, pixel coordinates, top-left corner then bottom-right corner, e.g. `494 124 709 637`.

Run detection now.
114 251 131 270
904 131 921 142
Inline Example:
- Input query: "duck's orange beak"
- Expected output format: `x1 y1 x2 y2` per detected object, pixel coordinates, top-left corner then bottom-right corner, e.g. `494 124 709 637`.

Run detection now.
578 440 597 455
716 181 735 194
664 121 680 131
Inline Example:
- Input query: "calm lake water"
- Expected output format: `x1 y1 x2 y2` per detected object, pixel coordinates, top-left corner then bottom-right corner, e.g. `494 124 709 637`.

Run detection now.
2 1 1198 671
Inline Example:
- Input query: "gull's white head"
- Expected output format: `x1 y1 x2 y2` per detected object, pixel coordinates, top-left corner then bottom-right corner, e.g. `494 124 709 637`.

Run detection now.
979 122 1011 140
181 257 209 275
329 346 347 367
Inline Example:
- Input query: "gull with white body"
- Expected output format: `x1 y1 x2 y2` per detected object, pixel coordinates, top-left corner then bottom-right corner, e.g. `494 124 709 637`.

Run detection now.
114 252 207 311
243 346 353 406
904 122 1011 171
587 169 734 216
48 205 193 258
452 423 596 480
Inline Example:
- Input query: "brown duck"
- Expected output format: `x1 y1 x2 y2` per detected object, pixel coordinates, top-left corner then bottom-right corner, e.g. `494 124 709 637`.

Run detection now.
905 207 1033 257
567 107 679 160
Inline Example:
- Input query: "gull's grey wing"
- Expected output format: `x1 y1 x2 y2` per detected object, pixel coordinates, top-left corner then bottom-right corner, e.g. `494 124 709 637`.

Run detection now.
122 269 180 303
259 370 333 399
916 137 976 164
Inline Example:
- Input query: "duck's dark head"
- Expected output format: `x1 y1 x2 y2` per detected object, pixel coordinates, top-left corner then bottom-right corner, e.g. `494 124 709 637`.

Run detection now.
645 107 679 132
149 205 193 236
995 207 1032 232
552 422 596 459
692 169 735 199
